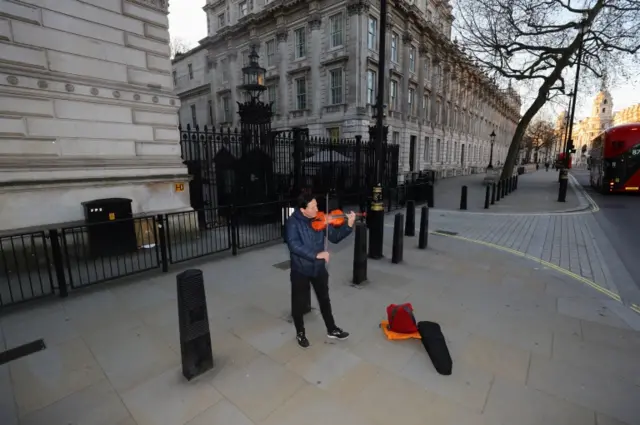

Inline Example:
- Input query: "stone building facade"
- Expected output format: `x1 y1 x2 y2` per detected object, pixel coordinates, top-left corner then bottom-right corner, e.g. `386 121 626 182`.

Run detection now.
0 0 189 232
172 0 521 179
613 103 640 127
573 88 614 156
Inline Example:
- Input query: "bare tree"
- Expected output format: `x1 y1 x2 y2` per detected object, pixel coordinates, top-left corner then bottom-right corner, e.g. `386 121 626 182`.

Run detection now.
455 0 640 179
170 37 193 59
524 120 559 162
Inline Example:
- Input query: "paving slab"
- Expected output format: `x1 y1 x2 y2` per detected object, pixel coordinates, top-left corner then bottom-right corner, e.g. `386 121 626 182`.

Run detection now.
1 227 639 425
432 169 584 212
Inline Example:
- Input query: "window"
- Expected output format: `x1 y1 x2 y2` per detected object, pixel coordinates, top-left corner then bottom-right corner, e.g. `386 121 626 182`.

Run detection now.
436 138 441 162
424 137 430 162
266 39 275 66
327 127 340 140
190 104 197 127
267 85 277 111
329 68 343 104
172 71 177 86
436 100 441 123
329 13 343 48
391 33 398 62
208 100 213 124
294 28 306 59
408 88 415 115
603 99 607 104
390 80 398 110
242 50 249 66
222 97 231 122
423 94 430 119
295 77 307 110
367 17 377 50
218 13 225 28
409 47 415 72
393 131 400 145
367 70 376 104
239 1 248 16
602 108 606 113
188 64 193 79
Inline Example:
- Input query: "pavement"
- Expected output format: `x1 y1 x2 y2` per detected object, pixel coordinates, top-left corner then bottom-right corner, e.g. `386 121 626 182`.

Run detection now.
432 167 587 213
2 214 640 425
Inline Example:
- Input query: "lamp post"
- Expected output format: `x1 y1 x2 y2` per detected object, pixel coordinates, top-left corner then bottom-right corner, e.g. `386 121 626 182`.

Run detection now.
487 130 496 169
368 0 388 260
559 18 589 202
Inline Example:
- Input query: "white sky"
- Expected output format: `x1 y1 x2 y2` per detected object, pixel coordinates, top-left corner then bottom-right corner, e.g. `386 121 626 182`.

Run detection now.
167 0 640 121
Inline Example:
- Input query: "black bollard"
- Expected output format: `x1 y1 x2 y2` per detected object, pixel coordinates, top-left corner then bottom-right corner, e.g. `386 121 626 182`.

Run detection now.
459 186 468 210
491 182 496 204
507 177 512 194
558 169 568 202
427 183 434 208
496 181 501 201
484 185 490 209
515 175 518 189
418 206 429 249
176 269 214 380
352 222 368 284
405 200 416 237
392 213 404 264
502 179 507 197
512 176 516 191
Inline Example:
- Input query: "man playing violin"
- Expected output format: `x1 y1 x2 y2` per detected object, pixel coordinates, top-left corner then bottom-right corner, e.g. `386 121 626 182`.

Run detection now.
285 192 356 348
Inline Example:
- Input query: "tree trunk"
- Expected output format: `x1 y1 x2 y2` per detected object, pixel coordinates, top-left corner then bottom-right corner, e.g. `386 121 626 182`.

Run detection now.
500 0 605 180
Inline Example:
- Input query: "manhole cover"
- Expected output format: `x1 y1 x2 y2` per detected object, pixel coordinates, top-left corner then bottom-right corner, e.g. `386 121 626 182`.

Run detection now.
435 230 458 236
272 260 291 270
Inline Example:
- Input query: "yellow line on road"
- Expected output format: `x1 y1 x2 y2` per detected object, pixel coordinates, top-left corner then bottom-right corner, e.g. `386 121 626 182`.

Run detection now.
428 231 638 313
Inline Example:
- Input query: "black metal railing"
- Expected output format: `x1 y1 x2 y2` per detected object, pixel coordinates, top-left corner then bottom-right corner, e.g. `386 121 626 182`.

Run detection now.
0 177 433 309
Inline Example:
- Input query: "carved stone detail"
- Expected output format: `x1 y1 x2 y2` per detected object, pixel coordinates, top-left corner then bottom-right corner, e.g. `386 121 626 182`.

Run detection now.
347 0 370 15
419 43 429 56
37 80 48 89
134 94 141 101
90 88 99 95
126 0 169 13
170 99 176 105
308 14 321 31
113 91 121 98
6 76 18 85
276 30 288 42
65 83 75 92
152 96 159 103
402 32 413 45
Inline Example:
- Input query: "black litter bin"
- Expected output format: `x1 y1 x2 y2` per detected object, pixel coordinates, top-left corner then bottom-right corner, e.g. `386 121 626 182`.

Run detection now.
82 198 137 257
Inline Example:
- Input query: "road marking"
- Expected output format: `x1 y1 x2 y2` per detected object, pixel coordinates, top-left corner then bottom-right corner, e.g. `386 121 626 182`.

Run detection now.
568 173 600 213
421 230 640 315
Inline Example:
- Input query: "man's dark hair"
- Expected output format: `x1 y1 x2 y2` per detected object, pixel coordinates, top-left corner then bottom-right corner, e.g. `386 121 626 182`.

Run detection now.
296 192 316 209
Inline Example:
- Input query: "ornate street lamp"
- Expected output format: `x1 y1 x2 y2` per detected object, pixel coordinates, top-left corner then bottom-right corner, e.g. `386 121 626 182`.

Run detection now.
239 46 266 101
237 46 272 138
488 130 496 169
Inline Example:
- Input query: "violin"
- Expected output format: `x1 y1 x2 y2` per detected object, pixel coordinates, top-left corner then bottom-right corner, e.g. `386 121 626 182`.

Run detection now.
311 209 366 231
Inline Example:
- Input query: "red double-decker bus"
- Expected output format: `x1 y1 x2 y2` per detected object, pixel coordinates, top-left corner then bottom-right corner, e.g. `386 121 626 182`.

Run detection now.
588 123 640 194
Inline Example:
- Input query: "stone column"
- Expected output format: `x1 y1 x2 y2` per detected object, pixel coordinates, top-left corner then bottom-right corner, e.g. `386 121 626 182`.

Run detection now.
228 51 239 127
209 57 219 125
401 32 412 119
309 15 322 116
384 18 393 107
347 2 369 107
276 29 289 120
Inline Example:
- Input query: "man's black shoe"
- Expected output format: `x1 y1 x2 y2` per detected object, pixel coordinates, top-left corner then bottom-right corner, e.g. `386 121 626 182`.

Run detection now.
327 327 349 340
296 332 310 349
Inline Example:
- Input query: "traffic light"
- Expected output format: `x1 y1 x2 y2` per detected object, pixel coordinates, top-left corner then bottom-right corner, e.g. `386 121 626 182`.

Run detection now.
567 140 576 154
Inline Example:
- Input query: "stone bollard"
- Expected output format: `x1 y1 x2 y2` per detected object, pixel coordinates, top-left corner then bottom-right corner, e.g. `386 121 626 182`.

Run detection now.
484 185 490 209
460 186 468 210
491 183 496 204
176 269 214 380
405 200 416 237
418 206 429 249
392 213 404 264
352 222 368 285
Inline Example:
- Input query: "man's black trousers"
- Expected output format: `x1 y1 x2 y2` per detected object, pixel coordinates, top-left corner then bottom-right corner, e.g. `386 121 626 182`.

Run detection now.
290 269 336 334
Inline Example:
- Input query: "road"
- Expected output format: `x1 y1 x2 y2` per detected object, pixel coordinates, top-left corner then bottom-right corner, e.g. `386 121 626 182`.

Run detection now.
572 168 640 292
